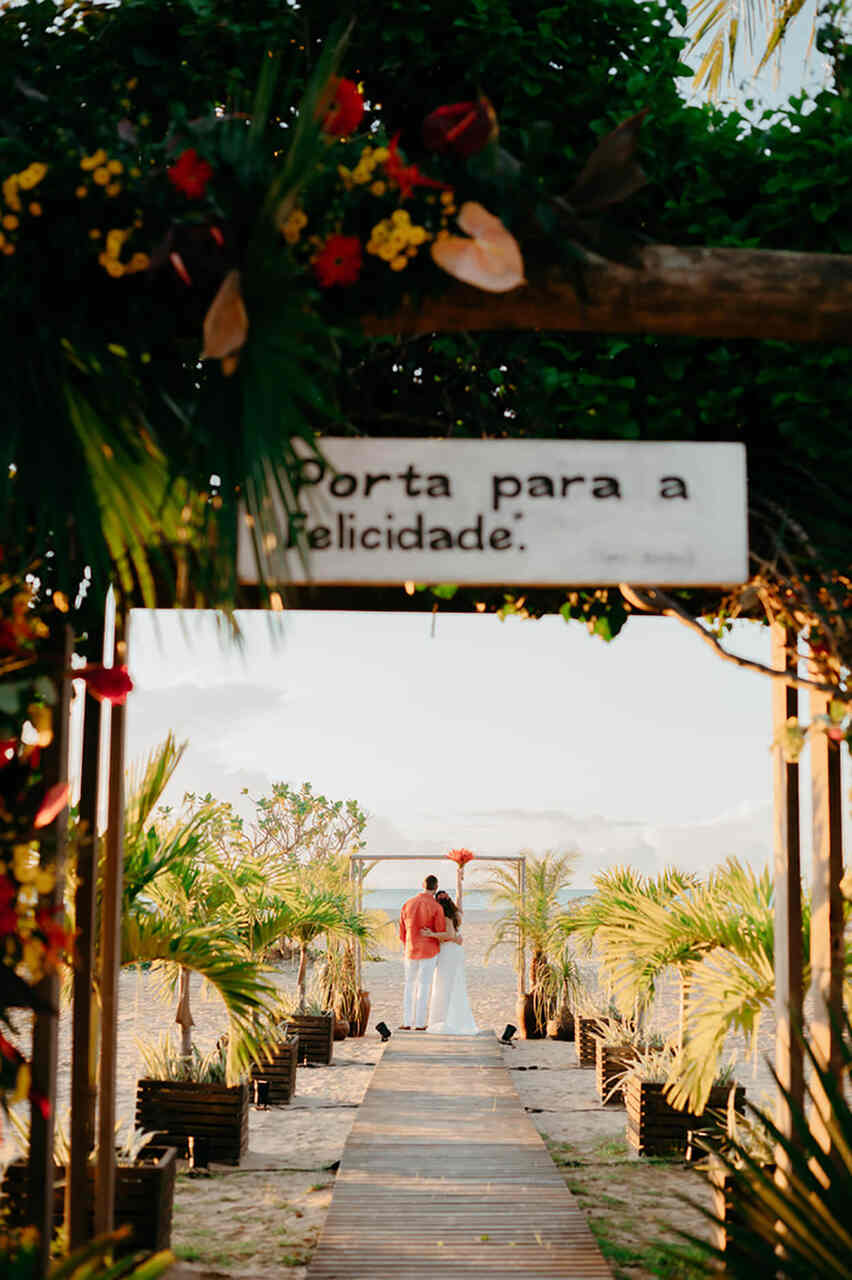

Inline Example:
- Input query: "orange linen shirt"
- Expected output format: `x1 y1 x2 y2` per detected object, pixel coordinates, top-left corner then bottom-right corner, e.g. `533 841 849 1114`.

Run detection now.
399 892 445 960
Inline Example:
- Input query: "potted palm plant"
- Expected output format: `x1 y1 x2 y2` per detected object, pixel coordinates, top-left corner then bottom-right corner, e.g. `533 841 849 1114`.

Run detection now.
624 1048 745 1157
135 1037 250 1166
486 851 578 1039
279 878 369 1064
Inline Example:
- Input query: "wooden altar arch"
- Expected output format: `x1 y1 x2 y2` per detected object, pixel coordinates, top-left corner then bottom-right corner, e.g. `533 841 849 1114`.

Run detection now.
348 853 527 995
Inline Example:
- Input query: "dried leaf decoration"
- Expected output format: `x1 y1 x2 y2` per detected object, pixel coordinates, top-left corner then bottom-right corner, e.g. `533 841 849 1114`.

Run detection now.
431 202 524 293
568 109 649 214
201 268 249 374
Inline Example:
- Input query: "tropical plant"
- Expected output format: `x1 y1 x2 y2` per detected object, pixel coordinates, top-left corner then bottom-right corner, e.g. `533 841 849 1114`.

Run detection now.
280 878 370 1014
0 1226 172 1280
685 0 834 100
117 737 288 1081
137 1034 230 1085
487 851 578 1026
667 1011 852 1277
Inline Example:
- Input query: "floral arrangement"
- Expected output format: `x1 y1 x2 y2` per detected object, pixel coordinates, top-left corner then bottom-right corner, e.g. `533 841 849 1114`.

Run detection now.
446 848 476 867
0 578 74 1121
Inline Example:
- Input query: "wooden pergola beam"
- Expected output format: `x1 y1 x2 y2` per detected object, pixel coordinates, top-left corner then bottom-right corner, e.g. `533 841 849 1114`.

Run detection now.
363 245 852 344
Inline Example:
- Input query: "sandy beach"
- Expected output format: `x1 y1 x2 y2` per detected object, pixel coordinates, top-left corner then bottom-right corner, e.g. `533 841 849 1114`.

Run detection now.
1 914 781 1278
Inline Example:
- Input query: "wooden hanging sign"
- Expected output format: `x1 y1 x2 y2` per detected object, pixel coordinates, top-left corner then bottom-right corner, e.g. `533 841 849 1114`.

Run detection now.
237 437 748 587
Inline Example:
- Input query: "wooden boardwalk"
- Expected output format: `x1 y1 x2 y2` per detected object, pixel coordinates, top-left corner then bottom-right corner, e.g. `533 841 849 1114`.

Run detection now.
307 1033 610 1279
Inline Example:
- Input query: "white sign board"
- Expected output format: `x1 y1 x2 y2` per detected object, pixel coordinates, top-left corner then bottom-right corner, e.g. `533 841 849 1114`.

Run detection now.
237 438 748 587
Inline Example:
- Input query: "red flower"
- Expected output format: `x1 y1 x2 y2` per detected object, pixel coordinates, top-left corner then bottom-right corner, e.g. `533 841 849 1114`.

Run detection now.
34 782 71 830
0 906 17 935
313 234 363 288
422 97 498 157
385 133 450 201
447 848 475 866
0 875 16 907
30 1088 50 1119
168 148 213 199
74 663 134 704
0 1032 23 1062
36 908 71 952
323 78 365 138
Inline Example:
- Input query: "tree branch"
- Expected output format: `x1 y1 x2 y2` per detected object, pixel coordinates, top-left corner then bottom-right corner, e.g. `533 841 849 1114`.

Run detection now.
618 584 849 702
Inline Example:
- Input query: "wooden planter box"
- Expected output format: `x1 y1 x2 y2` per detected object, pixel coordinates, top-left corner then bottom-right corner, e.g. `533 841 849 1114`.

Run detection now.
0 1146 176 1255
135 1079 249 1165
710 1158 775 1260
625 1077 746 1157
595 1040 638 1105
283 1012 334 1065
575 1016 600 1067
250 1034 299 1104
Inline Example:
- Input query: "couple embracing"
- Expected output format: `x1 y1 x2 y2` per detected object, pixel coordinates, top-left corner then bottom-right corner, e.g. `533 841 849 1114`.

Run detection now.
398 874 479 1035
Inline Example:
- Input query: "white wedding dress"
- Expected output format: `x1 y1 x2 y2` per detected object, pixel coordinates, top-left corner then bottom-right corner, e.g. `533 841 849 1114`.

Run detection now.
426 938 479 1035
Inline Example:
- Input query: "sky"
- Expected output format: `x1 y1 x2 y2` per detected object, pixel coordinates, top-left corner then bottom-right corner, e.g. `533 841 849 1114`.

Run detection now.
124 608 820 890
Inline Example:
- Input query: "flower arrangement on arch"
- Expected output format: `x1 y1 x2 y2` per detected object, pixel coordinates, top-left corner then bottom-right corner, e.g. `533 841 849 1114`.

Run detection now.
447 848 476 867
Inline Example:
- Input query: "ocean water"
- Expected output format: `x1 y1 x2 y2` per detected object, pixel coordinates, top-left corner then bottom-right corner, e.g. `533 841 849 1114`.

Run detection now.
363 887 590 913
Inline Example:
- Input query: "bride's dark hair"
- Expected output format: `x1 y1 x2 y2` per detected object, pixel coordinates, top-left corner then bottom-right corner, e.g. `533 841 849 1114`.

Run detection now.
435 890 460 928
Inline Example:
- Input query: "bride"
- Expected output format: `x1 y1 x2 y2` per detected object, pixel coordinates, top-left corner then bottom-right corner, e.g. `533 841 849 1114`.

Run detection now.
421 890 479 1035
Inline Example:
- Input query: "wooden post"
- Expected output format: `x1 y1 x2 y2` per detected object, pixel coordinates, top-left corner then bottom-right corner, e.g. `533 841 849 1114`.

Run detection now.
517 858 526 998
67 674 104 1247
355 859 363 991
28 630 72 1278
771 625 803 1176
94 613 126 1236
456 863 464 912
809 674 844 1157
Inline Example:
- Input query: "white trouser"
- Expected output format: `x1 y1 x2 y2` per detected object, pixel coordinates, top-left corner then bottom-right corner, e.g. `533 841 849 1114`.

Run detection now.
403 954 437 1027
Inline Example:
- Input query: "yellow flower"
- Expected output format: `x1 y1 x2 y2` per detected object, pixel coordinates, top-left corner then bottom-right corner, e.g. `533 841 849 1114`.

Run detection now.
35 867 55 895
387 229 408 253
337 164 354 190
440 190 455 206
12 1063 31 1105
13 845 38 883
409 225 428 245
1 242 14 256
129 167 141 179
75 185 88 199
2 176 21 211
372 147 389 163
106 182 122 197
126 252 149 273
107 159 123 175
126 77 138 90
102 257 125 278
0 232 4 247
92 166 110 186
390 209 411 227
139 114 150 127
105 228 127 256
376 242 396 262
281 207 308 245
28 202 42 217
18 163 47 190
369 180 387 197
2 214 18 231
27 703 52 747
390 254 408 271
89 228 102 239
80 149 107 171
351 163 372 185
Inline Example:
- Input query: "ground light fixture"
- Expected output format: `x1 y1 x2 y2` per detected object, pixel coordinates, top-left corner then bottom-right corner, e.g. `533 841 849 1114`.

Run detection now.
500 1024 517 1045
375 1021 392 1042
253 1078 270 1109
188 1134 210 1170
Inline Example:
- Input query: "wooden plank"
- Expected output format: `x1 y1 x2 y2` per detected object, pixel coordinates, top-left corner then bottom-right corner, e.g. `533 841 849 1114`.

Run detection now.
362 247 852 344
307 1034 610 1279
770 625 803 1181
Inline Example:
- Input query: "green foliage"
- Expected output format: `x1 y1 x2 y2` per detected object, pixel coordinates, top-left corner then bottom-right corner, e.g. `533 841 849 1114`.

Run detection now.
670 1013 852 1278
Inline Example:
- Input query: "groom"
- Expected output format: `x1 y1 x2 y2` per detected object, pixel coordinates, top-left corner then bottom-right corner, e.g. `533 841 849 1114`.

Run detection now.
398 874 446 1030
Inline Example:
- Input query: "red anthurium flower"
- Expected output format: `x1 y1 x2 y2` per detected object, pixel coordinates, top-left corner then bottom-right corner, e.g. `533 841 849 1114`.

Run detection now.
0 875 16 907
0 738 16 766
385 133 450 201
33 782 71 830
168 148 213 199
313 234 363 287
447 847 475 866
323 78 365 137
0 1033 23 1062
74 663 134 704
0 905 17 935
30 1088 50 1119
422 97 498 157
